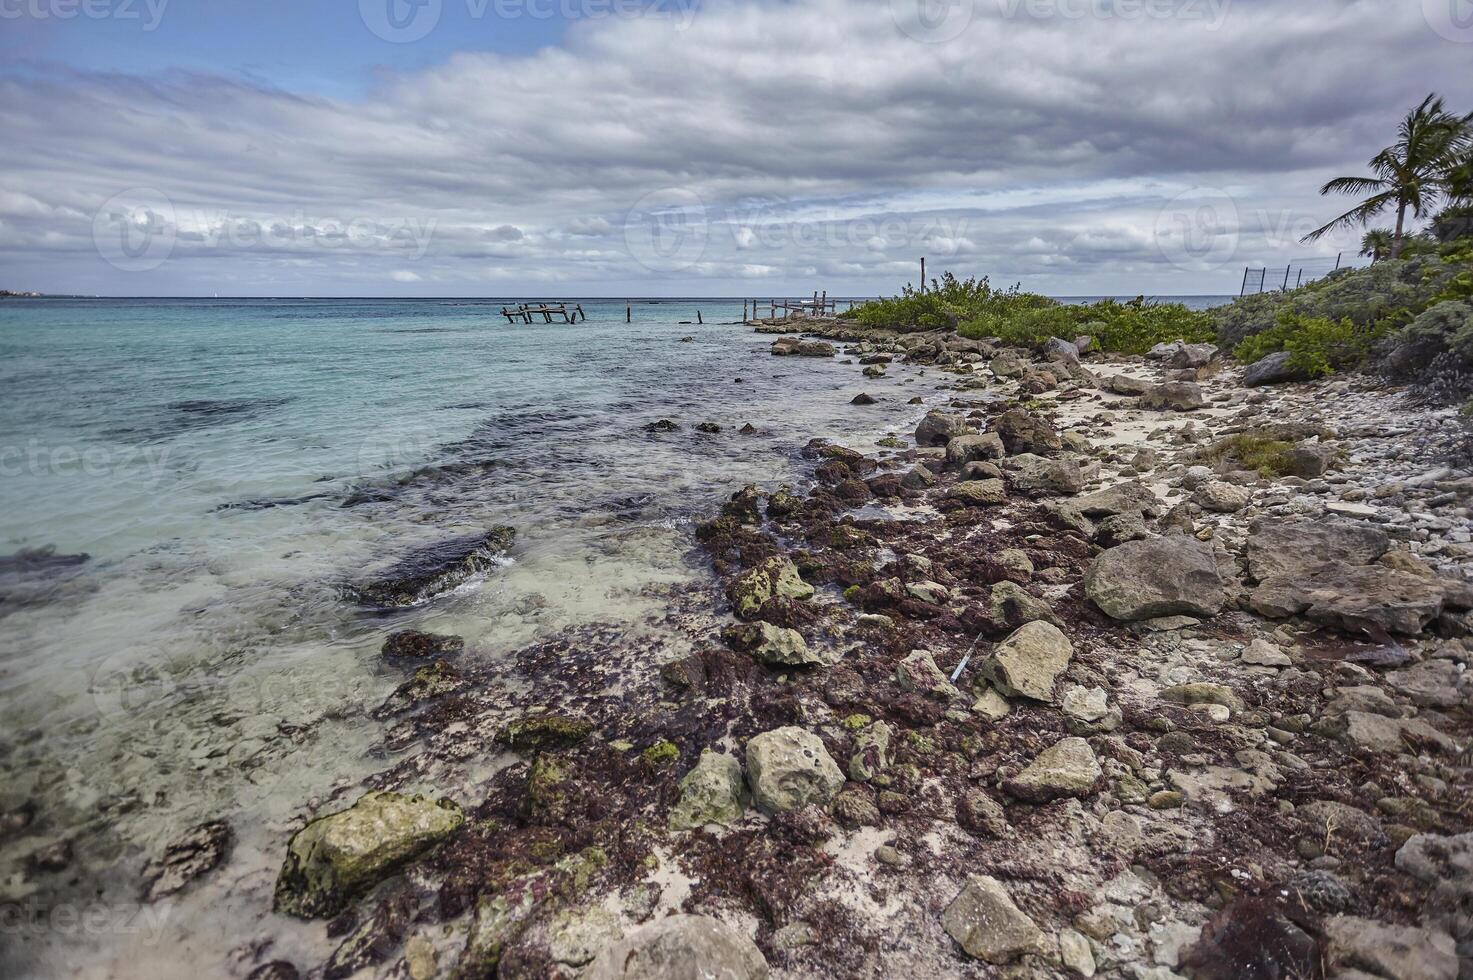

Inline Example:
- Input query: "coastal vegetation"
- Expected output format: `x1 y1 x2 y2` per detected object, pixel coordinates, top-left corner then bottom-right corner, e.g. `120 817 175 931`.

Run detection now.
840 273 1213 355
843 93 1473 403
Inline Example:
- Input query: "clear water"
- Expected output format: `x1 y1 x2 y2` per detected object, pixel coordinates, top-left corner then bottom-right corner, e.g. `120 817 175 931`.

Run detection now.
0 297 950 977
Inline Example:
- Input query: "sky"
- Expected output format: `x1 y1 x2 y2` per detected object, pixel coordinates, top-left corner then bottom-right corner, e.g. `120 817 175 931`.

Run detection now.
0 0 1470 297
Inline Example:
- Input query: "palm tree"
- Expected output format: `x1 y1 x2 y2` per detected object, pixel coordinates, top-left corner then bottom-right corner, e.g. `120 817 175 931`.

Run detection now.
1359 229 1394 262
1303 94 1471 259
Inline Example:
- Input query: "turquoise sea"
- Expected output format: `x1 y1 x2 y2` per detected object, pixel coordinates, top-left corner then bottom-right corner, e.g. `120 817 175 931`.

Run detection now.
0 294 1228 976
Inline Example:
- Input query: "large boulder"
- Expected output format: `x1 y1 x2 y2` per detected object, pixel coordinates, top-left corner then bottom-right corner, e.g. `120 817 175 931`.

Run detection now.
1249 562 1450 635
745 727 844 814
1003 737 1102 802
980 621 1073 702
1166 342 1218 369
947 479 1008 507
583 914 768 980
1075 480 1162 518
915 410 972 447
273 792 463 918
1322 916 1457 980
1245 519 1389 582
669 751 747 830
992 407 1062 454
941 875 1046 964
1242 351 1311 387
945 432 1005 468
1006 454 1094 496
1140 381 1206 412
1042 337 1080 365
728 556 813 620
1084 537 1227 621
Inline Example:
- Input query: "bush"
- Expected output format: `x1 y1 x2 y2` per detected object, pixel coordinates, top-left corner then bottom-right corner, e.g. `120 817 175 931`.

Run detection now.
1194 432 1299 478
841 272 1033 333
1234 311 1386 378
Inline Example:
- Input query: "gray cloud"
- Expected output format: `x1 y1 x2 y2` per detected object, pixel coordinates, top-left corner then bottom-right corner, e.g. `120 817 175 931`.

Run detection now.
0 0 1469 295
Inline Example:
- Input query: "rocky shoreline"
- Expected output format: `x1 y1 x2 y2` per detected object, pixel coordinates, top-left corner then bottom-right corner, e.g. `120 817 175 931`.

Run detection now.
100 320 1473 978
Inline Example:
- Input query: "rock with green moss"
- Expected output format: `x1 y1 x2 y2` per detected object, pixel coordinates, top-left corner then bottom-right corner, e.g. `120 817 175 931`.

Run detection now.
727 556 813 620
584 914 768 980
722 621 818 666
641 740 680 766
452 884 545 979
497 712 595 753
273 791 463 919
848 721 891 783
669 750 747 830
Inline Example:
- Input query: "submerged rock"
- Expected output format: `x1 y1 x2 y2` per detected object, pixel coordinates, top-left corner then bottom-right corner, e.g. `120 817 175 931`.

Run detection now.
348 526 515 608
941 875 1045 963
273 791 463 919
669 751 747 830
141 819 232 901
1084 536 1226 621
583 914 768 980
497 712 595 752
745 727 844 814
381 630 464 661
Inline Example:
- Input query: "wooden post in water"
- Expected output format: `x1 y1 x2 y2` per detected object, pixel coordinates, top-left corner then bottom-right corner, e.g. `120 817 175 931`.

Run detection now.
626 303 631 323
820 290 827 315
742 299 748 321
697 310 703 325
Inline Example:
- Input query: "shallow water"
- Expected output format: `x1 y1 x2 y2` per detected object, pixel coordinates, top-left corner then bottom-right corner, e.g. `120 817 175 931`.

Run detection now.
0 297 953 977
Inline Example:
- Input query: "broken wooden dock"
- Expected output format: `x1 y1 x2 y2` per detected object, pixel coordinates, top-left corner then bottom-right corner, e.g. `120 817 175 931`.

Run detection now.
500 302 585 324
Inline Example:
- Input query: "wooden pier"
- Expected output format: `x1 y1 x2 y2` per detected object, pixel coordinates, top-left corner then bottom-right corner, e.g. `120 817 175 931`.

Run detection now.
500 302 585 324
743 291 857 323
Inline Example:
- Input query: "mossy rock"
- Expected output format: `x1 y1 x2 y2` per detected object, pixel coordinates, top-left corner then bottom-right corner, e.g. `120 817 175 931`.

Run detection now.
640 740 680 766
273 791 463 919
497 713 595 753
728 556 814 620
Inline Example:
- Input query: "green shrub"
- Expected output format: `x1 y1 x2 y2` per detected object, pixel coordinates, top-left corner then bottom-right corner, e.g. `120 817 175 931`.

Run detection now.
1234 311 1386 378
1194 433 1298 478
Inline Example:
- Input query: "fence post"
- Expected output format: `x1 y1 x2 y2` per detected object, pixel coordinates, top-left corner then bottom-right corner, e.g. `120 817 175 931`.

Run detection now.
1282 264 1292 291
919 257 925 293
1334 252 1342 271
1240 267 1250 298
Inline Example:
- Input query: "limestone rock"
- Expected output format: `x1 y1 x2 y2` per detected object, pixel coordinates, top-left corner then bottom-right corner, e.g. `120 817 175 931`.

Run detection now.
946 432 1005 467
728 556 814 620
1084 537 1226 621
1075 480 1162 518
1140 381 1206 411
897 650 962 700
1007 453 1095 496
1323 915 1457 980
980 621 1073 702
274 792 463 919
1250 562 1448 635
722 621 818 666
848 722 892 783
1245 519 1389 582
670 751 747 830
1194 482 1250 513
1004 737 1102 802
583 914 768 980
948 479 1007 507
1243 350 1310 387
915 410 971 448
993 407 1062 454
745 727 845 814
941 875 1046 964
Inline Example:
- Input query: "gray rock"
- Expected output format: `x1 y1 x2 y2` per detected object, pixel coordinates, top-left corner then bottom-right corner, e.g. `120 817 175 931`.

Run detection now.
941 875 1046 964
1141 381 1206 411
990 351 1027 378
1007 453 1095 496
1243 350 1311 387
848 722 892 783
583 914 768 980
946 432 1005 467
1241 638 1291 667
1084 536 1227 621
722 621 818 666
1245 519 1390 582
1323 915 1457 980
1004 737 1102 802
1194 482 1251 513
915 410 972 447
1075 480 1163 518
1250 562 1448 635
993 407 1063 454
1385 660 1467 709
980 621 1073 702
897 650 962 699
669 751 747 830
745 727 845 814
901 464 937 491
1095 511 1149 547
948 478 1008 507
1167 342 1218 369
1105 374 1150 396
1043 337 1080 364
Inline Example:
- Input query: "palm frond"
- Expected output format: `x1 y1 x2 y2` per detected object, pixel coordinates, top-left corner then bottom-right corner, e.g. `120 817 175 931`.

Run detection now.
1301 193 1395 243
1320 175 1388 196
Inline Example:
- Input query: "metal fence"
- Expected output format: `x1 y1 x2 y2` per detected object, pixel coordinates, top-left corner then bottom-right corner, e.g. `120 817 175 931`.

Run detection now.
1238 254 1365 296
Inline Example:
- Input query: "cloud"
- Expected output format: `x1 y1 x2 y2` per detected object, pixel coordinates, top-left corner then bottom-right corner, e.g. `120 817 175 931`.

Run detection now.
0 0 1468 295
390 269 423 282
